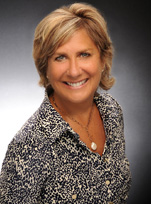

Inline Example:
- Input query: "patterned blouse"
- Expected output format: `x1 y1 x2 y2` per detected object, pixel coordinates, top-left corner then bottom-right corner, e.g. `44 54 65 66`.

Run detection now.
0 91 131 204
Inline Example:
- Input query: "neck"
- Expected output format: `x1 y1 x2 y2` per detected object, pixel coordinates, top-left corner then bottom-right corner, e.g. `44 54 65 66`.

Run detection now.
50 93 95 124
51 93 98 151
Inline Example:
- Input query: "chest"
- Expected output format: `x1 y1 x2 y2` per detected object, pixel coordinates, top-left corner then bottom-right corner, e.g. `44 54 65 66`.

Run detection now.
40 133 131 203
64 105 106 156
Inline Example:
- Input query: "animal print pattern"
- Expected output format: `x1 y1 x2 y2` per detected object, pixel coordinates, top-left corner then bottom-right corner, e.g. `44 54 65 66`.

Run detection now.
0 91 131 203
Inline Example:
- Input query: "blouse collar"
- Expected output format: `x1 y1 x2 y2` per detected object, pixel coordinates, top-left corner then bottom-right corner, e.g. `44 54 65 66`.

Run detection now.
38 90 118 145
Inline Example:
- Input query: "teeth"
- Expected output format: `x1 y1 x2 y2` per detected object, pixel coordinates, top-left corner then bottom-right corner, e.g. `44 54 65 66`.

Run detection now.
66 79 87 87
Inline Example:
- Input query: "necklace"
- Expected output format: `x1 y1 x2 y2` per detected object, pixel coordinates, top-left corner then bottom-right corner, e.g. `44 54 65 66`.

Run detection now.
52 95 97 151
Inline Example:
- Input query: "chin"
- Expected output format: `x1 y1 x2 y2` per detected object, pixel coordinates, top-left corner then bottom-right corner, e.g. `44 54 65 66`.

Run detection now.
66 92 94 104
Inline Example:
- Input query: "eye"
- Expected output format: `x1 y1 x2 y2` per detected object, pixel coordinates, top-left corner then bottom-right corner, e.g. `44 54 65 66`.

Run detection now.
55 55 66 61
80 52 91 58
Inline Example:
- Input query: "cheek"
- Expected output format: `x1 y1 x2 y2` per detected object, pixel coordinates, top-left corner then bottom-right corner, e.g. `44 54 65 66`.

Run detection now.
47 63 58 80
88 61 102 78
47 61 67 79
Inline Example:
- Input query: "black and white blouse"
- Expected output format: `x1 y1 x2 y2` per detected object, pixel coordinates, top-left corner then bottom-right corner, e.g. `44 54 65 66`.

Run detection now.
0 91 131 203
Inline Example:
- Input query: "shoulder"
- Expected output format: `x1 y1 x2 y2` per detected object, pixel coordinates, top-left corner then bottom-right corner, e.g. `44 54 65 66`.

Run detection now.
4 95 50 158
14 92 53 143
95 92 123 116
8 91 67 155
2 96 55 173
14 105 45 144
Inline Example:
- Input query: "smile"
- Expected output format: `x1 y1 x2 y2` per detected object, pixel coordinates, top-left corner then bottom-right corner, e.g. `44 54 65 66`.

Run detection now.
65 79 87 87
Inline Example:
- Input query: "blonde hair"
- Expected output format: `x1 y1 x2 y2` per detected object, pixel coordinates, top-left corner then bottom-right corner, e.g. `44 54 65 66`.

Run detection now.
33 3 115 90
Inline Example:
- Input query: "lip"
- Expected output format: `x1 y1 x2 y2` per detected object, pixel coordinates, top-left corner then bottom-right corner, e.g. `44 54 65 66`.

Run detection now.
63 79 88 89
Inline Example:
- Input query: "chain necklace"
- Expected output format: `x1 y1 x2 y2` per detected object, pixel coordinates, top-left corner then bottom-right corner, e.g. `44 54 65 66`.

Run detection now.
52 95 97 151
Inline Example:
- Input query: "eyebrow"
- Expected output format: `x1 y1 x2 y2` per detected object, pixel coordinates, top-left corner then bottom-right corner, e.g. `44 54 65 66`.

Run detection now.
53 48 93 56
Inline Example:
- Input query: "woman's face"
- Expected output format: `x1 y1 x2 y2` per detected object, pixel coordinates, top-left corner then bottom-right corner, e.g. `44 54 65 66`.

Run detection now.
47 28 104 105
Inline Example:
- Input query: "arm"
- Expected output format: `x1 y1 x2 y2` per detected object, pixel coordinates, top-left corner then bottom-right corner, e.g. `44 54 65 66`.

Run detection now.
0 138 45 203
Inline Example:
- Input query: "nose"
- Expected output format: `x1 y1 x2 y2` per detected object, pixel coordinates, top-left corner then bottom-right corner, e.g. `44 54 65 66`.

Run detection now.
67 58 82 78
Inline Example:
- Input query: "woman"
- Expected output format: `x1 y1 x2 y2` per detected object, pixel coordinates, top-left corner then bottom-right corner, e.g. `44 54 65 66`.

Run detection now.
0 3 131 203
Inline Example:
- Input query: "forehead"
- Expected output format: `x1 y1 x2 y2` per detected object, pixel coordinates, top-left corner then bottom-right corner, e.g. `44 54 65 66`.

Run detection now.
55 28 97 52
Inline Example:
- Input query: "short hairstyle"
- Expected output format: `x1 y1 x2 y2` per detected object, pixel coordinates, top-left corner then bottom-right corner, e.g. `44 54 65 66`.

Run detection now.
33 3 115 90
